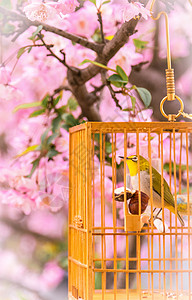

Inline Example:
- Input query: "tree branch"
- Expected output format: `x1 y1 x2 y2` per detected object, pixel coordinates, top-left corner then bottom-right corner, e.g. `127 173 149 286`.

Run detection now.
74 17 139 85
0 6 103 53
97 10 105 44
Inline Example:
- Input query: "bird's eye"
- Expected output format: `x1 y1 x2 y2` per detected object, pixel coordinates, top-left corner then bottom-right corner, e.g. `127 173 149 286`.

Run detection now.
132 156 138 162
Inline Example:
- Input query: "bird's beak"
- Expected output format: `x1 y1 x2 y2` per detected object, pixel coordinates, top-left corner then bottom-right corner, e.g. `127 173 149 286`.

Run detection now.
119 156 128 159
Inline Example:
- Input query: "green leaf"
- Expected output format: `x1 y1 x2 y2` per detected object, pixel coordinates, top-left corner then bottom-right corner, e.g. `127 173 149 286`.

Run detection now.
122 108 133 112
16 145 39 158
41 94 50 107
53 95 61 107
52 115 62 133
56 105 67 115
29 108 46 118
68 97 78 111
136 87 152 108
28 46 32 53
47 148 60 159
27 158 40 178
62 124 70 131
47 133 59 145
88 0 96 5
131 96 136 110
102 0 111 4
80 59 116 72
133 38 148 50
28 25 43 41
108 74 128 88
116 65 128 82
33 25 43 35
17 47 26 59
105 142 112 154
13 101 42 113
41 129 50 144
61 113 80 131
62 113 77 125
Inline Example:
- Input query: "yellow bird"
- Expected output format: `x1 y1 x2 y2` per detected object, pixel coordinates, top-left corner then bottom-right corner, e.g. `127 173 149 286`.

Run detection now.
119 155 186 226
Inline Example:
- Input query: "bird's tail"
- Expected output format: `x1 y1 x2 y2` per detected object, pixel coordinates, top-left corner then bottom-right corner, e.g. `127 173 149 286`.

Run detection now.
177 211 185 227
176 195 192 226
177 203 192 215
177 195 192 216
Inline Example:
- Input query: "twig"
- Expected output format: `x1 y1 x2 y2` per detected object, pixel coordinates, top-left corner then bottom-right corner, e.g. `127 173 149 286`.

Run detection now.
106 82 122 109
90 83 105 94
54 85 72 94
38 34 80 75
37 34 66 64
131 61 149 72
97 10 105 44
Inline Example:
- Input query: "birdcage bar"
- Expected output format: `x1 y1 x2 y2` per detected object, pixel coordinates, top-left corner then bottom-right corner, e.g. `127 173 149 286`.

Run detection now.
173 129 179 299
87 123 94 300
93 268 192 273
160 129 166 298
179 132 183 299
169 131 173 292
123 129 130 300
112 131 117 300
148 128 154 298
92 132 95 293
136 129 142 299
186 130 191 299
126 234 129 300
93 257 192 264
92 231 192 236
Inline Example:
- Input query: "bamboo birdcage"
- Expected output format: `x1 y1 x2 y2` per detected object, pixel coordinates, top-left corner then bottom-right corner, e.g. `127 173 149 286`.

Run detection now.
68 121 192 300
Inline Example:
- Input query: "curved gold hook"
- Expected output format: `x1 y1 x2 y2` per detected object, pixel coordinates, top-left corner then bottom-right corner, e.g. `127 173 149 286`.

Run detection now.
160 95 184 121
150 0 186 120
150 0 171 69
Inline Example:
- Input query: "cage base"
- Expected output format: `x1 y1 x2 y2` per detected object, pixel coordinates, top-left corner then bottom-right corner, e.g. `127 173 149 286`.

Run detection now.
69 290 191 299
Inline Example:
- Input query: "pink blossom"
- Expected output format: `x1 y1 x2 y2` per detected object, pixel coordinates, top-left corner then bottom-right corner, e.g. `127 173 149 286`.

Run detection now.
66 2 98 38
0 66 11 85
55 128 69 155
40 261 65 289
0 84 23 101
114 1 150 22
23 1 57 22
49 0 79 17
109 42 143 77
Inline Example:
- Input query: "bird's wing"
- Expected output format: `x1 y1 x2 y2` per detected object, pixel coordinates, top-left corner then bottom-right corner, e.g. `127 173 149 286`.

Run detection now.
151 167 175 208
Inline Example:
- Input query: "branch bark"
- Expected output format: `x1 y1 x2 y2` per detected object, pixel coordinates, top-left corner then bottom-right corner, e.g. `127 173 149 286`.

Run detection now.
76 18 139 85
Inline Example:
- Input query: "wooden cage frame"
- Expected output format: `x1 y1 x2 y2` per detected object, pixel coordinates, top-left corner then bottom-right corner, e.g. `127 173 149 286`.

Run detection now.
69 122 192 300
